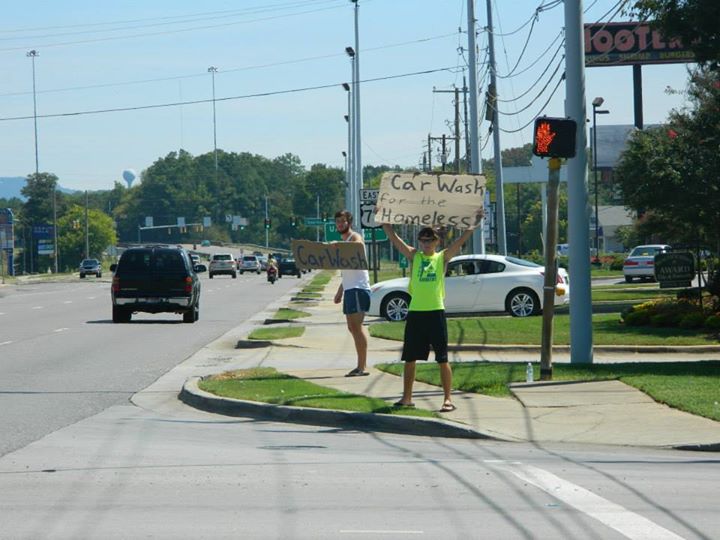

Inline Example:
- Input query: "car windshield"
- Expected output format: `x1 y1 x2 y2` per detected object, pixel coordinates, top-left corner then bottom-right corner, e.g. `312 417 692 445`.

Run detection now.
630 246 662 257
504 256 541 268
81 259 97 265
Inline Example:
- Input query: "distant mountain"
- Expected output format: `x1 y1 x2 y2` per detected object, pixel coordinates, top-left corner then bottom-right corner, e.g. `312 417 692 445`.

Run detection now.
0 177 78 200
0 177 26 200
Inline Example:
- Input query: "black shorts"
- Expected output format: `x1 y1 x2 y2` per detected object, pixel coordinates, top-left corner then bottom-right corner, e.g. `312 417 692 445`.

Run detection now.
401 310 448 363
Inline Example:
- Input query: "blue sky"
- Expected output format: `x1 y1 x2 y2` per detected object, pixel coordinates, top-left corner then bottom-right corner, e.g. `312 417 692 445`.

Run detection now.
0 0 691 191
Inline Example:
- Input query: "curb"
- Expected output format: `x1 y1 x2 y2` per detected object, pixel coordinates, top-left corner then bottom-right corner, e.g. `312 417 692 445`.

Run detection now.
179 377 493 440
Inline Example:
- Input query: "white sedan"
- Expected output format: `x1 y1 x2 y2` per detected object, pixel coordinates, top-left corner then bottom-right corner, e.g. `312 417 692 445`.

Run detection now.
369 254 570 321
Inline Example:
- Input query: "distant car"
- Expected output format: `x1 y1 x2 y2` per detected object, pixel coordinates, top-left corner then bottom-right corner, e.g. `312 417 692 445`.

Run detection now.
79 258 102 278
278 256 302 278
623 244 671 283
257 255 268 270
201 240 211 247
239 255 261 274
209 253 237 279
368 253 570 321
110 245 203 323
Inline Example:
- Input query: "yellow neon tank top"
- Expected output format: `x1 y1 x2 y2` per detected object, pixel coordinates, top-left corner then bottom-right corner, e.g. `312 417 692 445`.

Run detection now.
408 251 445 311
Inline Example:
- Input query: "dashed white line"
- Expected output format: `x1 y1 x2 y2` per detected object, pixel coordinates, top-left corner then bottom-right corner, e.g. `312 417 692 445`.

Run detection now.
0 341 12 346
488 461 685 540
32 306 44 310
53 328 69 333
340 532 423 535
63 300 73 304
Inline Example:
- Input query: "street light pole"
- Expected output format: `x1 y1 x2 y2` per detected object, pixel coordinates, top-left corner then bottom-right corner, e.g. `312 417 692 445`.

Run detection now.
591 97 609 262
208 66 217 181
264 195 269 248
342 82 353 214
27 50 39 175
351 0 362 224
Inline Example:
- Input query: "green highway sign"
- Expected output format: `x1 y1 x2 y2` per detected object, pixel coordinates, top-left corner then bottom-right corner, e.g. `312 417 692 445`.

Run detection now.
324 223 387 242
304 217 325 226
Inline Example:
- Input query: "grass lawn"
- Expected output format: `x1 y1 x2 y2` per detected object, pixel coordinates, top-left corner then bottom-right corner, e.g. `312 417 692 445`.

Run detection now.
273 308 310 320
199 367 437 418
592 287 682 302
376 361 720 422
308 271 333 287
369 313 720 346
248 326 305 340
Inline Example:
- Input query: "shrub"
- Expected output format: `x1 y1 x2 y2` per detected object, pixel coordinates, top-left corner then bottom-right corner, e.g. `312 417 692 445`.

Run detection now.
705 315 720 330
624 310 650 326
679 312 705 329
650 312 680 327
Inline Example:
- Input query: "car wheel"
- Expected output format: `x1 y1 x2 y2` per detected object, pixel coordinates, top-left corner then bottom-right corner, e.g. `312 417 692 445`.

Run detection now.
97 272 102 278
256 270 261 274
183 303 198 323
506 288 540 317
240 270 244 275
112 305 131 323
209 273 214 279
80 274 85 279
625 276 633 283
381 292 410 322
232 272 237 279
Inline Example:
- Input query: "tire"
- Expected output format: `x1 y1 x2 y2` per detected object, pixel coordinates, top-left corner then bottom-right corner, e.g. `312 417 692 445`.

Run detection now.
296 271 301 278
183 302 198 323
381 292 411 322
625 276 633 283
240 270 244 275
97 272 102 278
256 270 261 275
232 272 237 279
80 274 85 279
209 273 214 279
505 288 540 317
112 305 131 323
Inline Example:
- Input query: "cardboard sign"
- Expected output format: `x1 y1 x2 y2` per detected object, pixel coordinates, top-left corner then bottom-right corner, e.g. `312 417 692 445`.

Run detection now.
375 172 486 229
292 240 368 270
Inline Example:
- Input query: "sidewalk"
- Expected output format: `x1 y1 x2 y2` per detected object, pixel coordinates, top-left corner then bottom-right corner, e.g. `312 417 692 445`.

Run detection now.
180 273 720 450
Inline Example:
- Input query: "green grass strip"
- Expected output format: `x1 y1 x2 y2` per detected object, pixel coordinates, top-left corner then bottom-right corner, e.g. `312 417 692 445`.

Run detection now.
369 313 719 346
376 361 720 421
199 367 437 418
273 308 310 320
248 326 305 340
309 271 333 287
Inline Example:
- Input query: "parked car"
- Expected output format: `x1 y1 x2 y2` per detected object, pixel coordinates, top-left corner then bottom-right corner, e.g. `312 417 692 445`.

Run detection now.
368 253 570 321
239 255 261 274
278 256 302 278
622 244 671 283
209 253 237 279
110 245 204 323
79 258 102 278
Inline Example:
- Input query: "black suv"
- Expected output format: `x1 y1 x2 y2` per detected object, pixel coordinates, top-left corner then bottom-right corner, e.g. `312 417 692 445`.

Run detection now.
110 245 204 323
278 256 302 278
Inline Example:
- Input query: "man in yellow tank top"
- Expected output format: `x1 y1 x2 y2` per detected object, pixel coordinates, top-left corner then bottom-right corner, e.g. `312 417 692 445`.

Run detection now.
381 220 479 412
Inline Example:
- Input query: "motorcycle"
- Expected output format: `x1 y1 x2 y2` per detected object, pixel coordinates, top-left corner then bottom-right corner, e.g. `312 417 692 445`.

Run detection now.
267 265 278 284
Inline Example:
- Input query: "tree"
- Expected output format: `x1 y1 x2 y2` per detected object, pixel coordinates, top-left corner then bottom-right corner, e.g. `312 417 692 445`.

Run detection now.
627 0 720 69
21 172 61 227
615 69 720 251
57 205 117 266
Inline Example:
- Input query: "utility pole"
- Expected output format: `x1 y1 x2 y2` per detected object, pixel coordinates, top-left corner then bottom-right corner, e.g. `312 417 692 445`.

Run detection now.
432 87 462 173
463 76 470 172
565 0 593 364
85 190 89 258
351 0 362 223
208 66 219 181
486 0 507 255
264 195 269 248
466 1 484 254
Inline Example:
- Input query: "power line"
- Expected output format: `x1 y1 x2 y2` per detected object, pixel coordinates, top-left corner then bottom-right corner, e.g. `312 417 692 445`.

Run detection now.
0 66 460 122
496 30 563 79
498 72 565 133
0 32 457 98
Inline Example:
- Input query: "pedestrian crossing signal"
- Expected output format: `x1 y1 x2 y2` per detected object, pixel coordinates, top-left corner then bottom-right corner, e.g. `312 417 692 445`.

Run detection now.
322 212 329 223
532 117 577 158
264 218 271 230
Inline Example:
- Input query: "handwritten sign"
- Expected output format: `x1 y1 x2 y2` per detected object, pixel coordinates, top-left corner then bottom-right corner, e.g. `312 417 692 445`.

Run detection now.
375 173 486 229
292 240 368 270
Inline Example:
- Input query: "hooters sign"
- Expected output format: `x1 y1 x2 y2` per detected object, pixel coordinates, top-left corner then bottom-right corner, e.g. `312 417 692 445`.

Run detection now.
585 22 695 67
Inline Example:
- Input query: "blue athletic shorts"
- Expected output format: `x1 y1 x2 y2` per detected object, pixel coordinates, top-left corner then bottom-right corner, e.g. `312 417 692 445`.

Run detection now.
343 288 371 315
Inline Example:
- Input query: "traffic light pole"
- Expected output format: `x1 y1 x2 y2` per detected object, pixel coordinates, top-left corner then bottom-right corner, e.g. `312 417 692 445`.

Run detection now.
540 158 562 380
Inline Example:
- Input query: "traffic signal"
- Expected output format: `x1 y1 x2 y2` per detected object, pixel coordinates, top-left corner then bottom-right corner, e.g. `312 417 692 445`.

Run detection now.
264 218 271 230
321 212 329 223
532 117 577 158
291 216 297 227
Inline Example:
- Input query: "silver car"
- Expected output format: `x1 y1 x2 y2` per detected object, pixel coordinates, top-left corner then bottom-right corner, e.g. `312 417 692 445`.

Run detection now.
622 244 671 283
79 258 102 278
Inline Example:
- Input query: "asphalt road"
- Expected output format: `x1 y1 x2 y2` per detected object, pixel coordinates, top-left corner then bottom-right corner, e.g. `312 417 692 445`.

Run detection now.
0 271 305 457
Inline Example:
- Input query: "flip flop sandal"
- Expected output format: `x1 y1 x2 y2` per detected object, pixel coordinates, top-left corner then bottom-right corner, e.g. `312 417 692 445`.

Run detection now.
439 403 457 412
345 369 369 377
393 401 415 408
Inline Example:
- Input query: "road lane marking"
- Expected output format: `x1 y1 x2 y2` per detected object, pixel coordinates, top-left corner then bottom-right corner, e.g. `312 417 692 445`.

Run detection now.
0 341 12 346
488 461 685 540
63 301 73 304
53 328 69 333
340 531 423 535
32 306 44 310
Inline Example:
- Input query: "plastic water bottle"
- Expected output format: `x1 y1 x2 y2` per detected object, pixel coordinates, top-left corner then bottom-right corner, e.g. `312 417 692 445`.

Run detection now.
526 362 534 383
